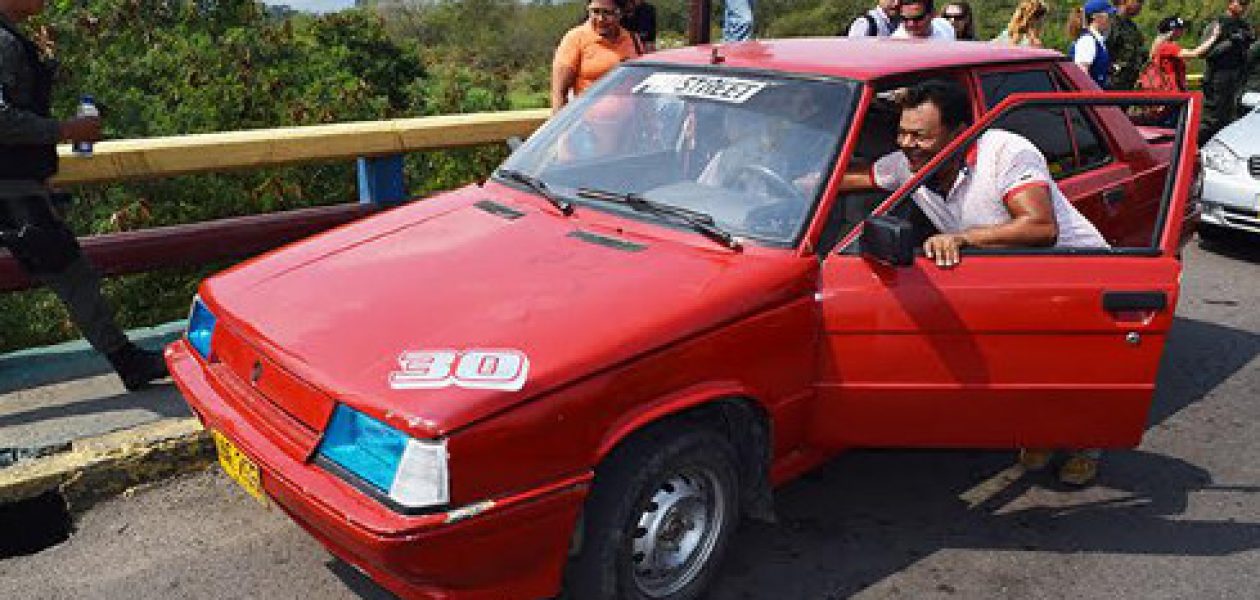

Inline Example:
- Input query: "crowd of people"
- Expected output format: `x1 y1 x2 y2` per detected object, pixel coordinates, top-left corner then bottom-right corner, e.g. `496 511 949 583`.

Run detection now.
552 0 1259 140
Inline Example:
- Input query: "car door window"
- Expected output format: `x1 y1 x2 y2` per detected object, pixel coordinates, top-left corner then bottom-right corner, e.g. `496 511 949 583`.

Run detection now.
980 69 1111 178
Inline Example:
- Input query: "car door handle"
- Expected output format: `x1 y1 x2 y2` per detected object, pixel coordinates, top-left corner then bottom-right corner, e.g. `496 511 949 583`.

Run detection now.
1103 291 1167 312
1102 188 1125 208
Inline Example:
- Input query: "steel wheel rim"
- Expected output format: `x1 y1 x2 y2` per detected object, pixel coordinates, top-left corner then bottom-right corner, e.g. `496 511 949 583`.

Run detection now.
630 466 727 597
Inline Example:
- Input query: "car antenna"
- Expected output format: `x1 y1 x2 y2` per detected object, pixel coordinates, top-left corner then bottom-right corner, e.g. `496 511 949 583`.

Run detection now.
710 45 725 65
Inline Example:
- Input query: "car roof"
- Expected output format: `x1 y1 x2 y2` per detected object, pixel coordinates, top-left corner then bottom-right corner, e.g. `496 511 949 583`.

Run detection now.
645 38 1064 82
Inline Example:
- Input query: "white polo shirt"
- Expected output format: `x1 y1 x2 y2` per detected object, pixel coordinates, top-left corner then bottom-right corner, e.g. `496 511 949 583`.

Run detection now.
891 17 956 40
1073 28 1107 68
872 129 1109 248
847 8 898 37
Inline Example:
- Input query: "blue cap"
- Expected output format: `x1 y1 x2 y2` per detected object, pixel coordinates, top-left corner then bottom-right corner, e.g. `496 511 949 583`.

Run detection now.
1083 0 1118 17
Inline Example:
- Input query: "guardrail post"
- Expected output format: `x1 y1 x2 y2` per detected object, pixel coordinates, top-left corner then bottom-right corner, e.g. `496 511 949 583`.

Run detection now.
357 155 407 206
688 0 712 45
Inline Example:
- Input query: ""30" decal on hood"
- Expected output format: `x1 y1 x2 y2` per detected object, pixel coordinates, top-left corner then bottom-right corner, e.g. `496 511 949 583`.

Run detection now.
389 349 530 392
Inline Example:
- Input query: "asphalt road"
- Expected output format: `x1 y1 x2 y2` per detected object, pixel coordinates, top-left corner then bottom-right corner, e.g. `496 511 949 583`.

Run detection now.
1 240 1257 600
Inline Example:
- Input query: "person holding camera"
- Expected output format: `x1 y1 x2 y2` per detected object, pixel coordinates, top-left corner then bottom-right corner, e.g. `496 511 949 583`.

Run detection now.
1202 0 1254 139
1 0 167 391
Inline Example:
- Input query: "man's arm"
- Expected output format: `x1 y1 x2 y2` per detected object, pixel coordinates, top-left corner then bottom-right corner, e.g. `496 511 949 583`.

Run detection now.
551 64 578 114
837 165 877 191
551 31 581 114
923 182 1057 267
0 34 60 145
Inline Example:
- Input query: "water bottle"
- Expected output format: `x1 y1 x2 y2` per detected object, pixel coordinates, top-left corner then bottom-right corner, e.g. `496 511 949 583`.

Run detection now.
72 95 98 156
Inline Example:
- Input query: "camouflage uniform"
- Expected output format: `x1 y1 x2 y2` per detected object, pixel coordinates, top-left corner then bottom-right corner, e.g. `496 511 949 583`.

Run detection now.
1105 14 1146 91
1203 16 1256 140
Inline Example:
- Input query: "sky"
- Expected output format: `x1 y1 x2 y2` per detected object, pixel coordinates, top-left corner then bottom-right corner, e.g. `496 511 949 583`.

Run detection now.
266 0 357 13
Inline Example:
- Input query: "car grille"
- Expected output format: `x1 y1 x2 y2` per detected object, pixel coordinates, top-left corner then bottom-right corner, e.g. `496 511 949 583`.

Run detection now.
1220 205 1260 232
1250 155 1260 178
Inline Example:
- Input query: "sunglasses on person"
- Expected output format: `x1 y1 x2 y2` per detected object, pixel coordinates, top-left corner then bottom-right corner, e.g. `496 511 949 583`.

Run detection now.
901 12 931 22
942 12 969 20
588 7 621 17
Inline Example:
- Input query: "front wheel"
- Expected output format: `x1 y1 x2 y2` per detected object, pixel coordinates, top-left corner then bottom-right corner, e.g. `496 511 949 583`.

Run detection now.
567 427 741 600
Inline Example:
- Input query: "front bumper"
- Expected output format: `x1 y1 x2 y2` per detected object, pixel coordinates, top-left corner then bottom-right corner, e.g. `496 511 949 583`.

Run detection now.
166 339 589 600
1201 169 1260 235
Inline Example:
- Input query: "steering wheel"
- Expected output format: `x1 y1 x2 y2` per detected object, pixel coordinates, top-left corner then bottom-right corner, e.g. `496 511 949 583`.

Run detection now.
734 164 805 203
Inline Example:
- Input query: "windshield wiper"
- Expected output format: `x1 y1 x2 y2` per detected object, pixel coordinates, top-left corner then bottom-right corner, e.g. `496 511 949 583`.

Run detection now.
495 169 574 216
576 187 741 251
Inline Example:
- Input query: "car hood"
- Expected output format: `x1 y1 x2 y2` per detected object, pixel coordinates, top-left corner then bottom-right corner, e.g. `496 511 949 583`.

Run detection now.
203 185 814 438
1210 108 1260 152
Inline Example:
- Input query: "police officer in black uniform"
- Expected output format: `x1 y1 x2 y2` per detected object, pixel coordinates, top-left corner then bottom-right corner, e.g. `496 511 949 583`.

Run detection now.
1 0 166 390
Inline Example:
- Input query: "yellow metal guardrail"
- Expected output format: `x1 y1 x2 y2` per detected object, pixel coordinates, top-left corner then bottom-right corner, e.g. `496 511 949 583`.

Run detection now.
51 109 551 186
3 109 551 292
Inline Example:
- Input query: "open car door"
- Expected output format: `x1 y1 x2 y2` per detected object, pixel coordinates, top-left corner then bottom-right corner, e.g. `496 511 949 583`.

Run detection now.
811 91 1200 450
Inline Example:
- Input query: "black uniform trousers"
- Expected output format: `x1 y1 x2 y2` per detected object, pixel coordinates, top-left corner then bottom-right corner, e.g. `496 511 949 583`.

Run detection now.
1 183 128 355
1202 67 1245 142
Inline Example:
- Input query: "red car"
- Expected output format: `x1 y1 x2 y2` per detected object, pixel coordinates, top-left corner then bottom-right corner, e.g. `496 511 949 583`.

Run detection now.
168 40 1200 600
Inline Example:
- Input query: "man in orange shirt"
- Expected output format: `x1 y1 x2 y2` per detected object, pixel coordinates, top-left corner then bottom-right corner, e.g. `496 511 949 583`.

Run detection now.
551 0 642 113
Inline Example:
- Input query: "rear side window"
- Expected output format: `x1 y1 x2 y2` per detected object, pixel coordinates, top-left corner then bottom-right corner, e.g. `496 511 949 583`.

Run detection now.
980 70 1111 178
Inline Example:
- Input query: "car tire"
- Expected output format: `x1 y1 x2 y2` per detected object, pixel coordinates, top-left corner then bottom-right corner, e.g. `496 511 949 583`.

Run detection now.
1197 223 1233 246
566 425 741 600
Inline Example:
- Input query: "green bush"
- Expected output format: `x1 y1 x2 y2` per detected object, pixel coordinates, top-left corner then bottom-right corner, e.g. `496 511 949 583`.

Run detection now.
1 0 508 352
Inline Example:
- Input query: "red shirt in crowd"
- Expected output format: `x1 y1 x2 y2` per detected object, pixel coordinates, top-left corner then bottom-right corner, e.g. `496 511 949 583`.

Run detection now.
1152 40 1188 91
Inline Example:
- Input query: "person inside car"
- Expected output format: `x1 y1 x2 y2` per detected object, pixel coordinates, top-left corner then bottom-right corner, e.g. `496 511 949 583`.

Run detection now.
697 84 833 197
840 78 1107 268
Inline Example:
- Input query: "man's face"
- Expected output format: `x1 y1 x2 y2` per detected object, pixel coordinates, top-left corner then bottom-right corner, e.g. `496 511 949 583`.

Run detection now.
1229 0 1250 18
587 0 622 39
899 2 933 38
897 101 958 172
1092 12 1112 34
1122 0 1143 18
879 0 902 16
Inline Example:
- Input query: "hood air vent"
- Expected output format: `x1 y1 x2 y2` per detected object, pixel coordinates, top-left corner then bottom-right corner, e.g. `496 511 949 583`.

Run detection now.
475 200 526 220
568 230 646 252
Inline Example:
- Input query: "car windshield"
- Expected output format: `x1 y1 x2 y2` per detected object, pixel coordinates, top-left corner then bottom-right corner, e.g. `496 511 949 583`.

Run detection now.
500 65 860 245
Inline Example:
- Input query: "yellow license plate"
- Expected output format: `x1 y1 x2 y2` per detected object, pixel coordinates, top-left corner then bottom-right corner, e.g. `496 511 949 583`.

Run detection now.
212 430 267 506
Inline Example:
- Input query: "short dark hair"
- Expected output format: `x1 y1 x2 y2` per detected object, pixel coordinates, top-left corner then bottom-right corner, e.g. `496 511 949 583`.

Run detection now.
1157 16 1188 34
901 0 936 13
897 79 972 131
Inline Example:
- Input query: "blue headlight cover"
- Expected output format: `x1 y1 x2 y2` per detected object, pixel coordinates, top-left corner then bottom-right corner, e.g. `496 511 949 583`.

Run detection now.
187 297 217 359
318 404 407 493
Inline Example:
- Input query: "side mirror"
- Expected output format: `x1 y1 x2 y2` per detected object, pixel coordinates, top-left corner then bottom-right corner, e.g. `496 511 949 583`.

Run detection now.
1241 92 1260 112
506 136 524 153
859 214 916 267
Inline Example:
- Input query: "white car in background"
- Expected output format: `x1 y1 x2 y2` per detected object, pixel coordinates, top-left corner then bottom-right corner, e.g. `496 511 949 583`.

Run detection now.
1198 92 1260 242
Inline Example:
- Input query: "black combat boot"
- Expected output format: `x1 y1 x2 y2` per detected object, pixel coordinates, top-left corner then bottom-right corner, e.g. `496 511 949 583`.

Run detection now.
106 343 169 391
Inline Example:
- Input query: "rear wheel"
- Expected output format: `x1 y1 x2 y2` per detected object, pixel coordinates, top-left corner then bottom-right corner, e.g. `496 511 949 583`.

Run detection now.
567 427 741 600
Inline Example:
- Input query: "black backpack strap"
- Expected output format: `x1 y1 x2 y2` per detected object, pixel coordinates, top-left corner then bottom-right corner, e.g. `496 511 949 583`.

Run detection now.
865 14 878 37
